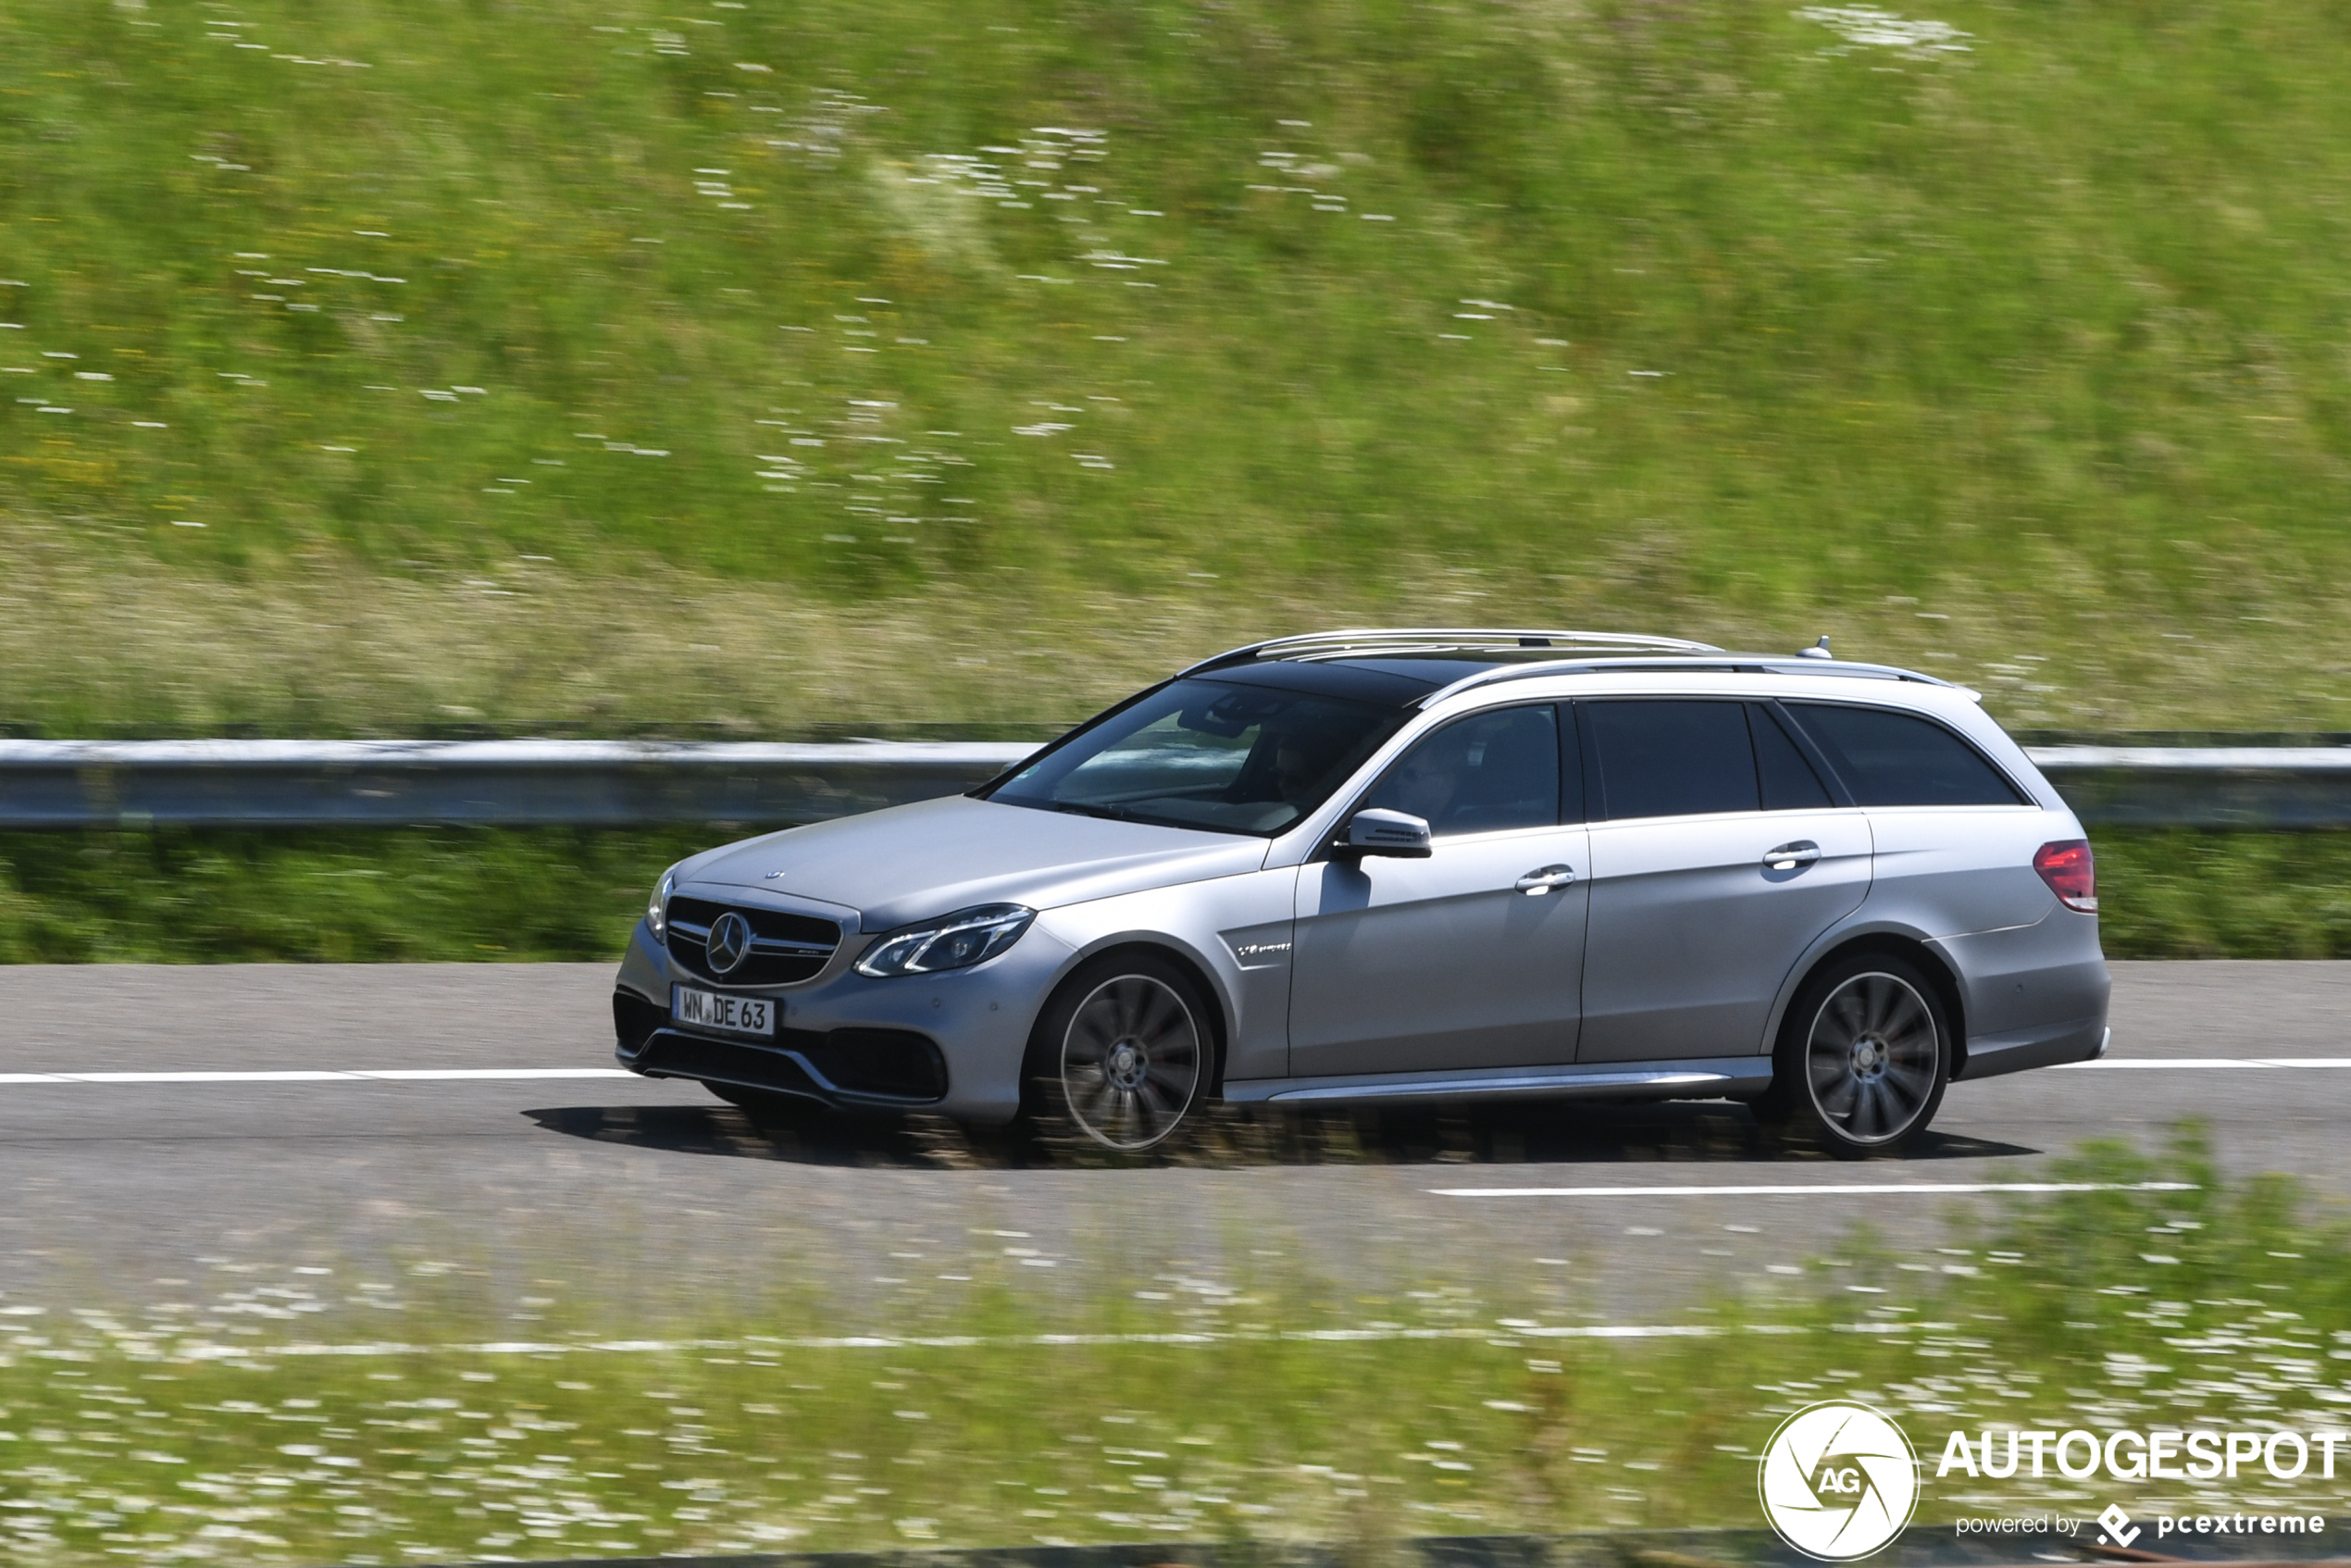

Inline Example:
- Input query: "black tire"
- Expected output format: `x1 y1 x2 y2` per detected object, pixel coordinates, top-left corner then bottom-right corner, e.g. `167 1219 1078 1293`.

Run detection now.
1757 952 1951 1159
707 1081 825 1129
1023 952 1213 1153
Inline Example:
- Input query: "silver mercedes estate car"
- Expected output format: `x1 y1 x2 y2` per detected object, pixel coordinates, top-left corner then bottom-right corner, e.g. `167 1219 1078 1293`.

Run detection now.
613 629 2109 1157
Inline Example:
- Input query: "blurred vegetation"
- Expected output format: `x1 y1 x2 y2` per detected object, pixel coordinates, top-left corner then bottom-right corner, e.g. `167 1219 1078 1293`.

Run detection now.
0 826 711 962
5 0 2351 733
0 1124 2343 1561
0 825 2345 963
2093 828 2351 960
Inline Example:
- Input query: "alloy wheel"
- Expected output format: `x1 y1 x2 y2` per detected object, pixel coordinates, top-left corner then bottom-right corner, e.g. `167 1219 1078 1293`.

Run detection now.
1058 974 1202 1151
1803 971 1941 1147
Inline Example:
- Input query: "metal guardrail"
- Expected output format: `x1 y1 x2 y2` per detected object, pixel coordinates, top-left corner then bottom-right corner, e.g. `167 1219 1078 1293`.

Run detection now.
2024 745 2351 828
0 739 2345 828
0 740 1037 829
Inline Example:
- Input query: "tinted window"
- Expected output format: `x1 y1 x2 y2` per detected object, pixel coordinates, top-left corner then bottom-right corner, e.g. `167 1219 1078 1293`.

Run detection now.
1586 701 1760 820
988 678 1409 836
1750 704 1834 811
1362 705 1561 836
1785 703 2026 807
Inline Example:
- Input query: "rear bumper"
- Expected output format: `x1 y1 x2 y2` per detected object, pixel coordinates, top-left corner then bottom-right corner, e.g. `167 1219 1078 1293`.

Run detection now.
1934 918 2110 1083
1953 1014 2108 1080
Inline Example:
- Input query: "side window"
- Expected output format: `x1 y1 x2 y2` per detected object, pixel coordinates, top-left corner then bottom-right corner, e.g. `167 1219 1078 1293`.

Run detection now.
1784 703 2027 807
1585 701 1760 820
1749 704 1834 811
1362 704 1561 837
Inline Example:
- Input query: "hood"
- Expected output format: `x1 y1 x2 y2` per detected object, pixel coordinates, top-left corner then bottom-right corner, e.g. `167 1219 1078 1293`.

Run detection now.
681 794 1271 930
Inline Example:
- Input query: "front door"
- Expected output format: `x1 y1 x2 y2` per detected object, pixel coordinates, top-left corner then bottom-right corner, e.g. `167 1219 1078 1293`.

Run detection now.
1576 700 1873 1064
1288 703 1591 1077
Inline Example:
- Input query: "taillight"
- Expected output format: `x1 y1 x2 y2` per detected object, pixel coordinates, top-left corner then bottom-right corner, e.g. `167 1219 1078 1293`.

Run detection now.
2034 840 2097 913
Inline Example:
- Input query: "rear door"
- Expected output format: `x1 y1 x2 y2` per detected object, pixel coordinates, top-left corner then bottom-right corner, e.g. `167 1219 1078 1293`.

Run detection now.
1288 703 1591 1077
1577 699 1872 1064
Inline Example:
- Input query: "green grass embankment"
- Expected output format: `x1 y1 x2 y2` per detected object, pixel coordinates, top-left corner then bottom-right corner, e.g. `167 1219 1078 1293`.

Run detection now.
5 0 2351 734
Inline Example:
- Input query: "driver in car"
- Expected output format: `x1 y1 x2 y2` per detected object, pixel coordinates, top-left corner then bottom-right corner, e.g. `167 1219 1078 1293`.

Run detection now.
1386 748 1462 826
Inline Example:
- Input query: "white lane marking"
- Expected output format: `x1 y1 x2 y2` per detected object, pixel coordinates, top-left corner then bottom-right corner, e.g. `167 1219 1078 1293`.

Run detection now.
357 1068 636 1080
1432 1180 2197 1199
2057 1057 2351 1068
0 1068 634 1085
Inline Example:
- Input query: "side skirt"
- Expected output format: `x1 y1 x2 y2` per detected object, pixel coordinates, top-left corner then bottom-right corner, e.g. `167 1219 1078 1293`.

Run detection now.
1221 1056 1773 1108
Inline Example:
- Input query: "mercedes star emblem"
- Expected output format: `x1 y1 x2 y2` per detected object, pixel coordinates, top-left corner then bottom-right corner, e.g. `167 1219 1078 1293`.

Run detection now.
705 911 753 976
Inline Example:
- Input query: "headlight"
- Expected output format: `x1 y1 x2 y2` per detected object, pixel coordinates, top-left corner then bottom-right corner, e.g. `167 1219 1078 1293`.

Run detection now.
647 868 678 939
854 903 1035 978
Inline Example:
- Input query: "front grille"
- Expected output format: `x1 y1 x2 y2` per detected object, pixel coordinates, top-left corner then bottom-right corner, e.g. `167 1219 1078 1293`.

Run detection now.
665 895 842 986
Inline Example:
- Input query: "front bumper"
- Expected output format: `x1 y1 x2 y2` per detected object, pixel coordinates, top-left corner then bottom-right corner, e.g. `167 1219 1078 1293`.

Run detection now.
618 1015 949 1108
612 915 1051 1122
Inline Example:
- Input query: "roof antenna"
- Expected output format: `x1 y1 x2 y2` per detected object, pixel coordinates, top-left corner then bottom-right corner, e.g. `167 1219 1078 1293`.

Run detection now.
1797 635 1834 661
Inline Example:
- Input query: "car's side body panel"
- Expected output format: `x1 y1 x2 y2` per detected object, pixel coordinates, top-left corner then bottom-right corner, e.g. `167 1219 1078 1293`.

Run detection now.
1861 807 2059 937
1748 823 2108 1074
1029 865 1301 1085
1288 824 1589 1076
1579 808 1872 1064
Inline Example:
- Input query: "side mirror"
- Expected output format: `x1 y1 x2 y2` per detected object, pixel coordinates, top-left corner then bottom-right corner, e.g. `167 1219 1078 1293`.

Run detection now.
1339 808 1434 859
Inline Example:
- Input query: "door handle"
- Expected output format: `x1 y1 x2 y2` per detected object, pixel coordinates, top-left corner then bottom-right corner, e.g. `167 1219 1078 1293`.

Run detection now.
1514 864 1577 895
1763 840 1822 872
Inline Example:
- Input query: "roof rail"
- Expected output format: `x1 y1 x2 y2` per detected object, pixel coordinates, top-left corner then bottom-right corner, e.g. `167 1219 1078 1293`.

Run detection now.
1179 628 1723 676
1418 655 1962 708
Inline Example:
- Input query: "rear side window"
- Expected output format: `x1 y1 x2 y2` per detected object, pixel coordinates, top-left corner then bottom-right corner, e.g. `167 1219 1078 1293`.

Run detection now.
1585 701 1759 820
1785 703 2027 807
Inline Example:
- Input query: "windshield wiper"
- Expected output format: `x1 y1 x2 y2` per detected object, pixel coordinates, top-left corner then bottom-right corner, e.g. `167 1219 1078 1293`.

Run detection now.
1049 801 1134 821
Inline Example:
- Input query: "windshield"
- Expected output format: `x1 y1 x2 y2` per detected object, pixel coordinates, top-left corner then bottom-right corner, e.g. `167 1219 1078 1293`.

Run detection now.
985 678 1411 837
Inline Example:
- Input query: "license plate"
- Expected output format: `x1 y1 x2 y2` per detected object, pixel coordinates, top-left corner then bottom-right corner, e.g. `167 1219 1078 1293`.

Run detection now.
671 985 774 1038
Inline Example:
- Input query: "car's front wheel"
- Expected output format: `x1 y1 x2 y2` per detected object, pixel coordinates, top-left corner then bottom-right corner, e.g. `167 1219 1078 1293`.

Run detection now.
1026 953 1210 1152
1759 952 1950 1158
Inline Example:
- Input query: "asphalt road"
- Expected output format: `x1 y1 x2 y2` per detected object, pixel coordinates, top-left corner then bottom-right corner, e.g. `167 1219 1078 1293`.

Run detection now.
0 961 2342 1326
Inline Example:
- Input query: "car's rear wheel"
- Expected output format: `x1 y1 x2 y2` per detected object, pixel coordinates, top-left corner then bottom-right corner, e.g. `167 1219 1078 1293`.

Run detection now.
1760 952 1949 1158
1026 953 1209 1153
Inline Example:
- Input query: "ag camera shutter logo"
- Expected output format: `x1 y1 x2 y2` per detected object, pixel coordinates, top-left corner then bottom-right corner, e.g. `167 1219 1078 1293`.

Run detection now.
1759 1400 1922 1561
